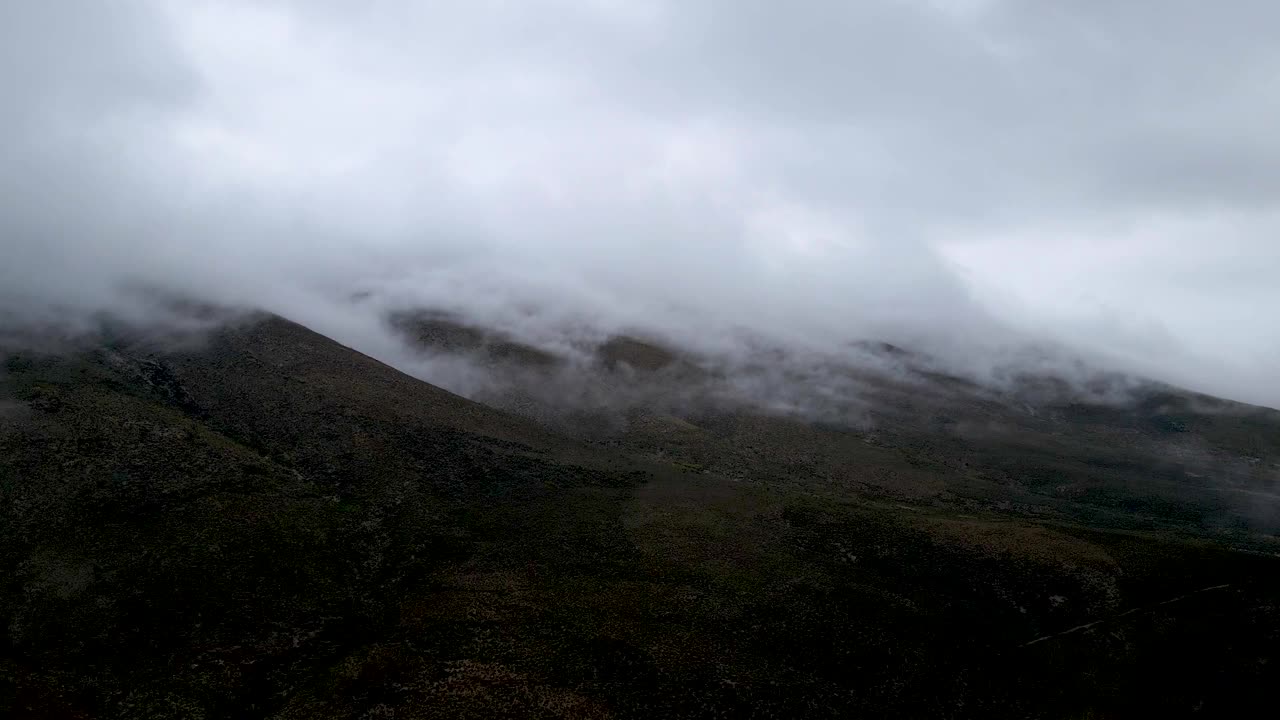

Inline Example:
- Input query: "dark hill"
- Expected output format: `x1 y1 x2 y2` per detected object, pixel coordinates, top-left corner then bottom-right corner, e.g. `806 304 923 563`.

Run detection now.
3 313 1280 718
388 310 565 371
388 311 1280 536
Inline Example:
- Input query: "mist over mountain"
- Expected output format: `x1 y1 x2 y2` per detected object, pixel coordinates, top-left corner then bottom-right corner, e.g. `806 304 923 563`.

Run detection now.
3 1 1279 407
5 2 1280 718
5 300 1280 718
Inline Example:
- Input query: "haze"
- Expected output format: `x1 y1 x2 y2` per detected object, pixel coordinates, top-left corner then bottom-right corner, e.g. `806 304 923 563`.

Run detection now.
2 1 1277 407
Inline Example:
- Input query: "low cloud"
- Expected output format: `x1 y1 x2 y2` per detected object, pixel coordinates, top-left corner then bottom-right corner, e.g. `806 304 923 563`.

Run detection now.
2 1 1277 408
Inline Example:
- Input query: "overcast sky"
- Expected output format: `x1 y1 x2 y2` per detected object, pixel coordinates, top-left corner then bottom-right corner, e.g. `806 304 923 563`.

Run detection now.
2 1 1278 406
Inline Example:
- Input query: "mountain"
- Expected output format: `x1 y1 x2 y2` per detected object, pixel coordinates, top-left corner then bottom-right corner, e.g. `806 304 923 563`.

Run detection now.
390 309 1280 535
3 311 1280 718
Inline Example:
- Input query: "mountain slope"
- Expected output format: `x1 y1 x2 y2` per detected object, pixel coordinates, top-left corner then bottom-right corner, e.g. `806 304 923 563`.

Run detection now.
3 314 1280 719
1 315 637 717
388 310 1280 536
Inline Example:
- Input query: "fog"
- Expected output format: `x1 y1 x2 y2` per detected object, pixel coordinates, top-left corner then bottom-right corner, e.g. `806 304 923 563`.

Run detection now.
2 1 1278 408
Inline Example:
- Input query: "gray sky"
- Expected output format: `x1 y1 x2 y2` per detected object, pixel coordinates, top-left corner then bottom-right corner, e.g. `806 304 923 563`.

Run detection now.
2 1 1278 406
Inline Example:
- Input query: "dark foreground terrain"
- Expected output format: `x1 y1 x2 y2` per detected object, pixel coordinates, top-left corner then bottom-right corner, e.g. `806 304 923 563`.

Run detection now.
3 314 1279 718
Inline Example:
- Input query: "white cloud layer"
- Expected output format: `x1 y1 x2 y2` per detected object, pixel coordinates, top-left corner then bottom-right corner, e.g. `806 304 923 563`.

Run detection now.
2 1 1277 406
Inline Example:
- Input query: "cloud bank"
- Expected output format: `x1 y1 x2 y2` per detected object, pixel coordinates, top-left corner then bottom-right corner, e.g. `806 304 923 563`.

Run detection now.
2 1 1278 407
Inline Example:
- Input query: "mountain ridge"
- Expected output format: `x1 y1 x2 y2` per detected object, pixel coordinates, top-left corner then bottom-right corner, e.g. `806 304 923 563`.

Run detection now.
3 310 1279 718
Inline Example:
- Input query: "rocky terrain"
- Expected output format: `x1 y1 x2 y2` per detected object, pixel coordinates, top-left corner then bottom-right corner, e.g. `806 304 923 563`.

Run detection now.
3 311 1279 718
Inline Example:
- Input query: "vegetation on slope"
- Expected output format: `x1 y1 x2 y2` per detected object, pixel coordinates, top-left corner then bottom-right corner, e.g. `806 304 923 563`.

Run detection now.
2 316 1279 718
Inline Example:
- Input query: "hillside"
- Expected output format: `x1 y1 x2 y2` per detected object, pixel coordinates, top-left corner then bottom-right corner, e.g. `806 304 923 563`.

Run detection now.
391 310 1280 536
3 313 1280 718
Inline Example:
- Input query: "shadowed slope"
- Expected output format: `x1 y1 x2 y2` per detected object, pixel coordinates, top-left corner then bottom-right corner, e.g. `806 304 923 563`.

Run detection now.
0 315 638 718
386 310 1280 535
3 313 1280 719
